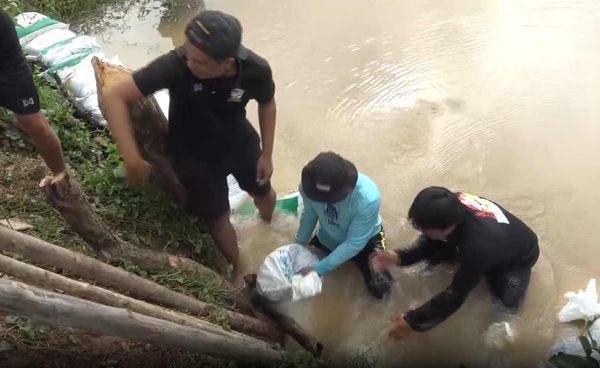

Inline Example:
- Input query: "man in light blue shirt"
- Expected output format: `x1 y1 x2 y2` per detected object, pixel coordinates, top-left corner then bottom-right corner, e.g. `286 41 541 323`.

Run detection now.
295 152 393 298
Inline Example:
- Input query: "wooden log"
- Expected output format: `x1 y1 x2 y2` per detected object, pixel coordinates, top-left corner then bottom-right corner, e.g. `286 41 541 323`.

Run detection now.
38 171 225 283
0 253 271 345
0 279 283 364
39 171 257 316
0 226 283 342
244 274 324 357
91 57 186 208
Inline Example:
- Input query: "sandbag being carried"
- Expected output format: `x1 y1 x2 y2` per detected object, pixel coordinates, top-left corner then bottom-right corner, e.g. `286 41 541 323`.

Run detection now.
15 12 68 46
257 243 322 303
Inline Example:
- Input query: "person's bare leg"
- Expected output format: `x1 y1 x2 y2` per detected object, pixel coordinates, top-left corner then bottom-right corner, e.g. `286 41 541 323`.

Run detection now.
16 112 65 175
207 212 239 272
252 187 276 222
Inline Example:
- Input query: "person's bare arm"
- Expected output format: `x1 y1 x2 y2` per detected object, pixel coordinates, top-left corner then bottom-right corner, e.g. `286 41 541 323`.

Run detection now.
256 97 276 185
16 112 65 175
103 76 150 186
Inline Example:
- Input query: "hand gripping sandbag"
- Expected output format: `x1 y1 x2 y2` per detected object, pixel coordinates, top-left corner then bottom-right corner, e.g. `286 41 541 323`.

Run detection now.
257 244 322 302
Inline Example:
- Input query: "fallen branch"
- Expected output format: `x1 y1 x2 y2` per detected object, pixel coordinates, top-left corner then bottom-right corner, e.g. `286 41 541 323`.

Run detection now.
0 279 283 364
244 274 324 357
0 226 283 342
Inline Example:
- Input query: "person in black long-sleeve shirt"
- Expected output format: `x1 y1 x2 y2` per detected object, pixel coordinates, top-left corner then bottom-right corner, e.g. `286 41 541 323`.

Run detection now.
372 186 539 339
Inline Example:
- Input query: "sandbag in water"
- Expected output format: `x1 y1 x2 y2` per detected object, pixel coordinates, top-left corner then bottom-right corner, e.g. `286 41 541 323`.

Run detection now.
257 243 322 303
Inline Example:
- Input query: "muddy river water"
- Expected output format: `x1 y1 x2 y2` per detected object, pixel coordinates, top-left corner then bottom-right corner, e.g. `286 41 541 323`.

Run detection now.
92 0 600 366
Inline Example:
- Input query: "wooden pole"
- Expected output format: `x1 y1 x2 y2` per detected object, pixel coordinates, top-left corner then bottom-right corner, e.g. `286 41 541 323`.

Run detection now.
0 253 271 345
0 226 282 342
244 274 324 357
0 279 283 364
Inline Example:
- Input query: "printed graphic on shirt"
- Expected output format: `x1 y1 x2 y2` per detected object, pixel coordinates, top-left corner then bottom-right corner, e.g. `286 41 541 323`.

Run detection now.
458 193 510 224
324 203 339 227
228 88 244 102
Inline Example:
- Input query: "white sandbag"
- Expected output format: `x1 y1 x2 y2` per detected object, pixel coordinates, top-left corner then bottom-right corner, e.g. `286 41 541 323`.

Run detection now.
484 322 516 350
74 93 106 127
551 319 600 357
15 12 69 46
257 243 322 302
41 36 100 68
291 272 322 300
23 29 76 59
55 53 106 98
558 278 600 322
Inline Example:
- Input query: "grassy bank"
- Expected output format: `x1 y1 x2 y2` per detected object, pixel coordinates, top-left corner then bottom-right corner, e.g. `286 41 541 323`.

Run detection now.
0 64 221 272
0 1 251 365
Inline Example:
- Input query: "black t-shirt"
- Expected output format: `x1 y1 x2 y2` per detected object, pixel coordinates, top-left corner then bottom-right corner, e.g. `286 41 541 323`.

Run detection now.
398 193 539 331
132 48 275 160
0 10 30 83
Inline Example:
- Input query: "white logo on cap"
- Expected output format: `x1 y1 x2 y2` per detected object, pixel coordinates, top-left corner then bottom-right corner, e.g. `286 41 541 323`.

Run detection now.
316 183 331 192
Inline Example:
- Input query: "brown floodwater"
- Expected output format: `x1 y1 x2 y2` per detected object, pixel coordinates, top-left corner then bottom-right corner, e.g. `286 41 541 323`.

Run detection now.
92 0 600 366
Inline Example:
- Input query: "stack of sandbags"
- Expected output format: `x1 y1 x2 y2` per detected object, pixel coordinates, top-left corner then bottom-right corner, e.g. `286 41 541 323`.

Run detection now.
14 12 115 127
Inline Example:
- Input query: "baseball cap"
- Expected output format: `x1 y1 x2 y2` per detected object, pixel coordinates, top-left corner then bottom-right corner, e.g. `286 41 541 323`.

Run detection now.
301 152 358 203
185 10 248 60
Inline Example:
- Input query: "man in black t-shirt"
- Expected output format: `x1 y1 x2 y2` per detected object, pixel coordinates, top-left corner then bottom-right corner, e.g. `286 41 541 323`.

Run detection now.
0 10 65 178
372 187 539 339
103 10 277 272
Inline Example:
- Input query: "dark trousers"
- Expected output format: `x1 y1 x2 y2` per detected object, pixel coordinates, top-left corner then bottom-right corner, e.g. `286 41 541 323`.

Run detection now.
311 230 393 299
425 241 539 310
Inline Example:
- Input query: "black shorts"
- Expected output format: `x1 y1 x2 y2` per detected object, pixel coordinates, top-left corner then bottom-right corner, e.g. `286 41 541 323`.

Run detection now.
171 131 271 221
0 11 41 116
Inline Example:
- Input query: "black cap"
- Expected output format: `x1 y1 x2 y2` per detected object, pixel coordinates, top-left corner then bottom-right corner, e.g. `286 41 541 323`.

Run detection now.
185 10 248 60
301 152 358 203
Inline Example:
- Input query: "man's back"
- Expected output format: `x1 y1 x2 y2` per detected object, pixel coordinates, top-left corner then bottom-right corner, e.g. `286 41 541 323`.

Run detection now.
451 193 538 271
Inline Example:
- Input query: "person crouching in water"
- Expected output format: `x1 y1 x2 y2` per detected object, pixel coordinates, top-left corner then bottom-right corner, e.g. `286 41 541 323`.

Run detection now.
372 187 539 338
295 152 393 299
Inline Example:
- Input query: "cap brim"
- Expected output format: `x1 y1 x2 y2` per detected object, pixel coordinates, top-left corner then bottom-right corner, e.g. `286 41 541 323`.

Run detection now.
304 185 353 203
237 44 249 60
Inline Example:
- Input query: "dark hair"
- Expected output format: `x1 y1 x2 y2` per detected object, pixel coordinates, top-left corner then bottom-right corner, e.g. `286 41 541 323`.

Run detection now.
408 186 465 230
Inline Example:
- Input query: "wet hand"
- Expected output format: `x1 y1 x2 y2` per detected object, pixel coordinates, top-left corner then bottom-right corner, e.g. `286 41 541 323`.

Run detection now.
296 266 314 276
256 154 273 186
389 313 412 341
124 157 151 187
371 251 399 273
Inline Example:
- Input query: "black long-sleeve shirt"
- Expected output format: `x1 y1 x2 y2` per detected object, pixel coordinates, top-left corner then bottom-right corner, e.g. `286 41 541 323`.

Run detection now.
397 193 539 331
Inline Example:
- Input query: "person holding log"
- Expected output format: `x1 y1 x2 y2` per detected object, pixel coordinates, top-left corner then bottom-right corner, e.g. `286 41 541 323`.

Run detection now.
0 10 66 179
103 10 277 274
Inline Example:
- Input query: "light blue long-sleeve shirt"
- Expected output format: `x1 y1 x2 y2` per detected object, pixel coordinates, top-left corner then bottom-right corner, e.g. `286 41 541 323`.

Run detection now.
294 173 383 276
